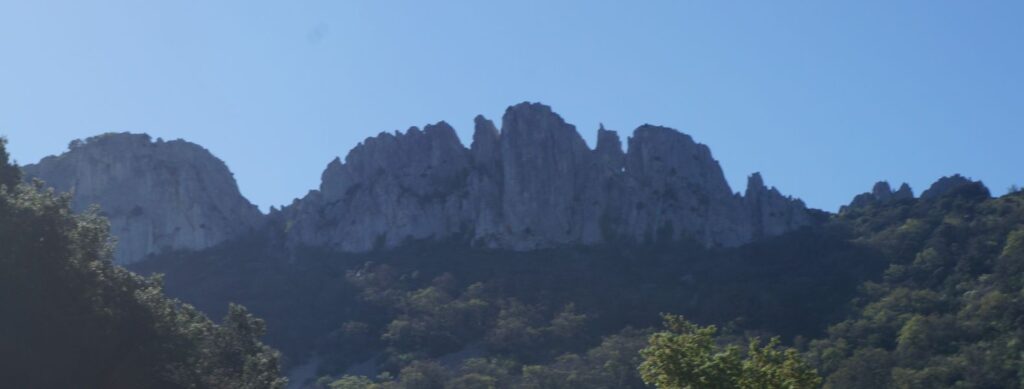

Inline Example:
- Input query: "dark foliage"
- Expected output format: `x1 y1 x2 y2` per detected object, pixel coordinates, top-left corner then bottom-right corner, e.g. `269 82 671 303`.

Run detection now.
809 184 1024 388
0 140 286 388
0 137 21 189
133 215 884 387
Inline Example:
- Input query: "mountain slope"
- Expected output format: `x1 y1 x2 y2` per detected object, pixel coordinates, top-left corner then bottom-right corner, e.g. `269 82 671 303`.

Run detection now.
811 178 1024 388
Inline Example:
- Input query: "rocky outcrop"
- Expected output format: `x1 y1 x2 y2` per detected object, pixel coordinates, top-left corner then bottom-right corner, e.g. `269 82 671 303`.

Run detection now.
843 175 994 211
920 174 982 200
281 102 813 251
745 173 813 240
844 181 914 210
22 133 262 264
284 123 472 251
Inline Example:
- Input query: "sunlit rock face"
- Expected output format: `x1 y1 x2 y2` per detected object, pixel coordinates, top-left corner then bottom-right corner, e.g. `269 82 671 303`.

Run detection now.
23 103 815 260
282 102 813 251
287 122 473 252
22 133 262 264
744 173 813 240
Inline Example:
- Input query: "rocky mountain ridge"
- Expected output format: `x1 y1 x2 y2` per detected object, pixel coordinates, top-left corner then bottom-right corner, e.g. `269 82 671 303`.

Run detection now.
276 102 812 252
25 103 819 263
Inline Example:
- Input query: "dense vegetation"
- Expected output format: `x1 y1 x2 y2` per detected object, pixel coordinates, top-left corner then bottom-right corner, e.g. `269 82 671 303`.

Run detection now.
639 315 819 389
0 138 286 388
134 177 1024 388
809 182 1024 388
134 204 886 387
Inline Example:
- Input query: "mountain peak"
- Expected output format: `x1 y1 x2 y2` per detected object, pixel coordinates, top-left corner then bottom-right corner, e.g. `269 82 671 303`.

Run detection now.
23 133 261 264
285 103 813 251
921 174 990 200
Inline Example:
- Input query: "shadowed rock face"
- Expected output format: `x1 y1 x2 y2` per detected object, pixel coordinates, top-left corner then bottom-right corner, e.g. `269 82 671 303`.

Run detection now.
920 174 981 200
22 133 262 264
842 175 992 212
844 181 915 210
281 102 813 251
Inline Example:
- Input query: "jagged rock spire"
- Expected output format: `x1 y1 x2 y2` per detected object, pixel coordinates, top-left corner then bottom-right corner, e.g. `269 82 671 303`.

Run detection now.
284 102 813 251
24 103 816 259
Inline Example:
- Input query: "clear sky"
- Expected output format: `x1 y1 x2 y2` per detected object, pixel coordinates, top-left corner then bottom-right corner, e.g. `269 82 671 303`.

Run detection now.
1 1 1021 212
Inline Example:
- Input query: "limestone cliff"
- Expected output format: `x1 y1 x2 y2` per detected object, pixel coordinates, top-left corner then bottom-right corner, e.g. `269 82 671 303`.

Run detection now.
22 133 262 264
280 102 814 251
25 103 817 260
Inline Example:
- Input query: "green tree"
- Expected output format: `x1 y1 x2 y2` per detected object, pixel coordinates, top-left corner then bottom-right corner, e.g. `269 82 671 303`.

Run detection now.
204 304 289 389
399 360 448 389
0 138 286 388
325 375 377 389
0 137 20 188
639 315 820 389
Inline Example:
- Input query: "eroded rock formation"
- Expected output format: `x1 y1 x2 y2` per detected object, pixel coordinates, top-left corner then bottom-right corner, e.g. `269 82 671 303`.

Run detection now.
279 102 813 251
23 133 262 263
24 103 818 261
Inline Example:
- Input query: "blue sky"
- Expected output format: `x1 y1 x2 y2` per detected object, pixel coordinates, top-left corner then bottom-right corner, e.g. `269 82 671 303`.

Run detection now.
1 1 1021 212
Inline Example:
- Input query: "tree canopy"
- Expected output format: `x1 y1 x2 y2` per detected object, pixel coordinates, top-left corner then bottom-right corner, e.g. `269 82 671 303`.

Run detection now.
0 137 20 189
809 184 1024 388
639 315 821 389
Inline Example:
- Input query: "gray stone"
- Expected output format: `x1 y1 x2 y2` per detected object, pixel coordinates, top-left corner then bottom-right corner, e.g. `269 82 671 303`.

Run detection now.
289 122 473 252
27 103 817 260
745 173 812 240
22 133 262 264
282 102 813 251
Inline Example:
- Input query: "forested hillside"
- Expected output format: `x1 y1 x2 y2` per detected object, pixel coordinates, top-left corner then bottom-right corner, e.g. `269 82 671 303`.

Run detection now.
134 177 1024 388
810 182 1024 387
135 230 879 388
